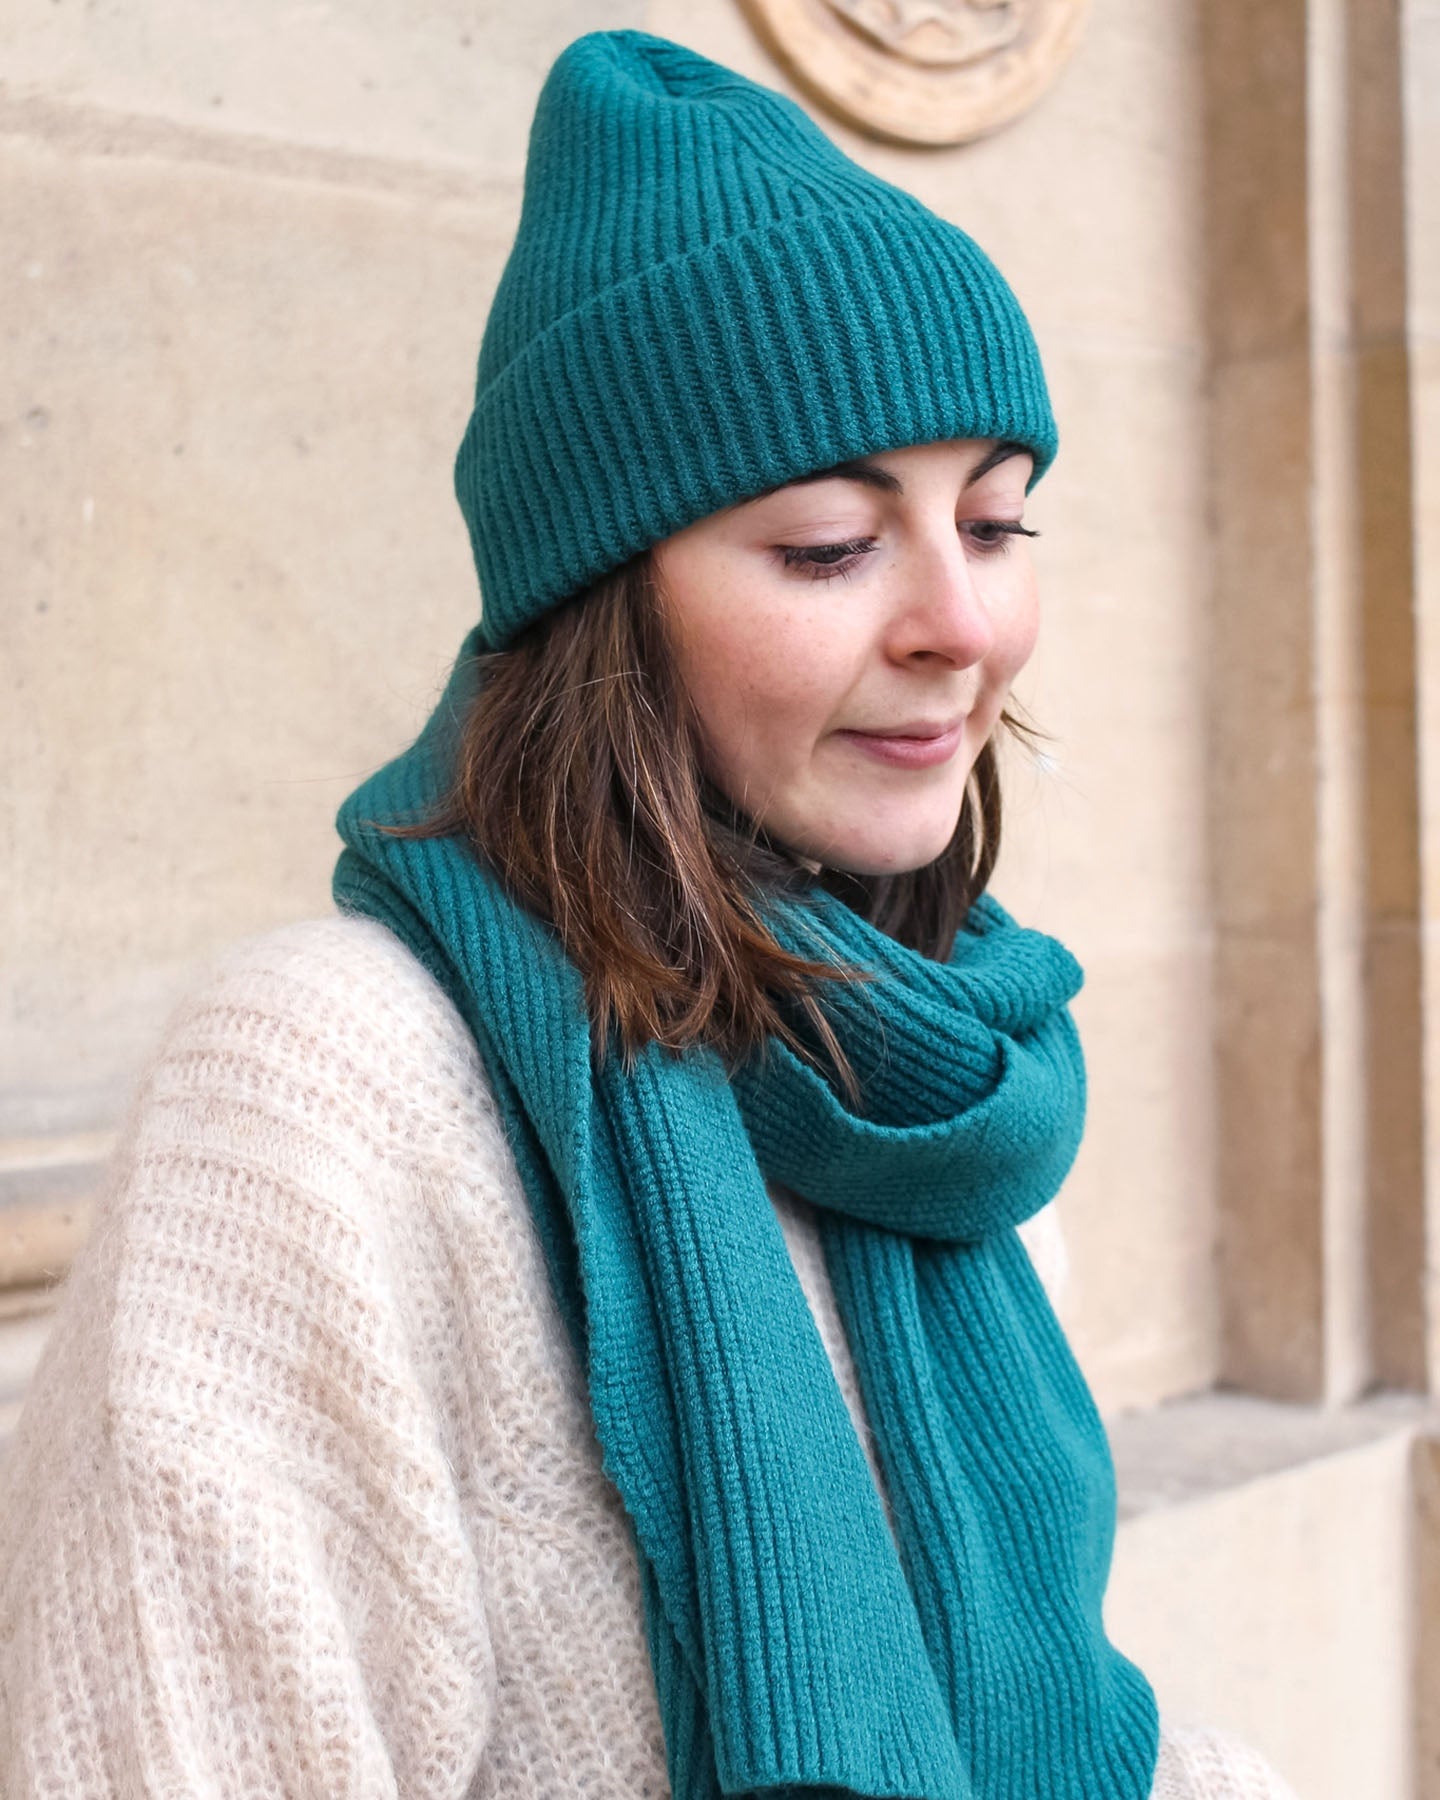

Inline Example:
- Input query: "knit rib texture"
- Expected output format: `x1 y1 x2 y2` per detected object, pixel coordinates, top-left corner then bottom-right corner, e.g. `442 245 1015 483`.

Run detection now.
453 30 1058 649
332 626 1163 1799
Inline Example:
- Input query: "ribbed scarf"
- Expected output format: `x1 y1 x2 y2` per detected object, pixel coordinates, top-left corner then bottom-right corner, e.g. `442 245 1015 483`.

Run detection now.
332 626 1160 1799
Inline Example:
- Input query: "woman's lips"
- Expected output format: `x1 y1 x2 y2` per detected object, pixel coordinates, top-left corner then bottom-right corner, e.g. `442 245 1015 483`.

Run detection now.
834 720 965 769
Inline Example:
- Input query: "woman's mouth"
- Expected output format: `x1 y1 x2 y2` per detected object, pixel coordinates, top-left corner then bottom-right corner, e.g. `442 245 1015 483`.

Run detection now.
834 720 965 769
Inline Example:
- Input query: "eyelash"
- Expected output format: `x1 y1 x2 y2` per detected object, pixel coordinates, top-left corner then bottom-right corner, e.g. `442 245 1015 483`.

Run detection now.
779 520 1040 582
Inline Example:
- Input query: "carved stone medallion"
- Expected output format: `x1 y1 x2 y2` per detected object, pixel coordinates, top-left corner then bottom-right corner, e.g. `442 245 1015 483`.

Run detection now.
737 0 1090 146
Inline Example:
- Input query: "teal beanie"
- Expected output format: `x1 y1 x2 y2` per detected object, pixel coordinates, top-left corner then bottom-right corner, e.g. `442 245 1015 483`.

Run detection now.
456 29 1058 651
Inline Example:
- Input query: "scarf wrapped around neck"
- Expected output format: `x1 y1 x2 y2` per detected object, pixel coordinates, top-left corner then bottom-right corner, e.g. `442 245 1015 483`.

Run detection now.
332 625 1160 1799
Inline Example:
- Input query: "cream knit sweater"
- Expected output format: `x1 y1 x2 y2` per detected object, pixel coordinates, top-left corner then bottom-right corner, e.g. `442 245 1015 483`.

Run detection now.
0 914 1300 1799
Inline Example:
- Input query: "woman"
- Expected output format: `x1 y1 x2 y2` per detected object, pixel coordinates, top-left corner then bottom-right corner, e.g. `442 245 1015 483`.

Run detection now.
0 27 1300 1800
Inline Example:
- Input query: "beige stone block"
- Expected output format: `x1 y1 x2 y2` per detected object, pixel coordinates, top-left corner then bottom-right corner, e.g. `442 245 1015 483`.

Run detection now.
1054 942 1220 1413
1213 929 1325 1398
1345 5 1411 345
1199 0 1311 361
1356 341 1422 705
1365 698 1423 917
1307 0 1409 350
1313 749 1369 1403
1108 1396 1432 1800
1308 352 1418 919
1312 690 1363 932
0 0 641 175
1417 1429 1440 1799
1309 340 1360 799
1403 1 1440 342
0 137 515 1136
1366 918 1428 1387
1305 0 1352 352
1411 335 1440 1393
1412 350 1440 914
1208 350 1320 936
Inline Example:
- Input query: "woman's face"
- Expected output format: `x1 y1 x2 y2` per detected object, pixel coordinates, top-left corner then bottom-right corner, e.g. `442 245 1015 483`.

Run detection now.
652 437 1040 875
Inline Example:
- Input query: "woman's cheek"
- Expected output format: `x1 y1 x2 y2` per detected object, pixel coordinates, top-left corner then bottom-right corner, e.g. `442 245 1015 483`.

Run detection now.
1005 568 1042 671
971 594 1036 718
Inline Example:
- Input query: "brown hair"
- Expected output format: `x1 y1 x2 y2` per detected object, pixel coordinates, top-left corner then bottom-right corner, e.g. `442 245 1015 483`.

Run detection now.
371 548 1045 1101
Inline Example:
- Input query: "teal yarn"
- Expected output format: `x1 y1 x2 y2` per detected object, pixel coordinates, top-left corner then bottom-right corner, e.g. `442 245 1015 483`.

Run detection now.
332 627 1161 1799
455 29 1059 650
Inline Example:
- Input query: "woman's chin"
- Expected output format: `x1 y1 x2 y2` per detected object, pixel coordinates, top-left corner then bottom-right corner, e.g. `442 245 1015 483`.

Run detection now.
803 818 964 878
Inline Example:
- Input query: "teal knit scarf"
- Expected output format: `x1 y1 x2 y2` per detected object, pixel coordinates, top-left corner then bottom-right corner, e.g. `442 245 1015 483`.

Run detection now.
333 626 1160 1799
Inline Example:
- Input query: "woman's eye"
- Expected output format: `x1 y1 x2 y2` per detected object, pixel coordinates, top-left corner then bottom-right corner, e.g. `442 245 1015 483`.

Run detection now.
778 520 1039 581
778 537 877 582
964 519 1040 555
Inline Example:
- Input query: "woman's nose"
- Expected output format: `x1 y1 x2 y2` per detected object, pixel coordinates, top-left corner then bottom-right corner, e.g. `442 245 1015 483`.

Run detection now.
886 535 997 669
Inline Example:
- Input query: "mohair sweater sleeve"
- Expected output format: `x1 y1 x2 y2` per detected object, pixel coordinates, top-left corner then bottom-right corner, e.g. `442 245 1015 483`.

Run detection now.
0 925 497 1799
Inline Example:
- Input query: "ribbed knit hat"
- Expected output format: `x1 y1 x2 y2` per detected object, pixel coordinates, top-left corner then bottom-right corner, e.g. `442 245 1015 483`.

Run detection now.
456 29 1057 651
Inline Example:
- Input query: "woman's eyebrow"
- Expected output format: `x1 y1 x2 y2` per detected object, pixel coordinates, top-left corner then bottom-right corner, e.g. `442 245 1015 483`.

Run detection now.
751 440 1028 502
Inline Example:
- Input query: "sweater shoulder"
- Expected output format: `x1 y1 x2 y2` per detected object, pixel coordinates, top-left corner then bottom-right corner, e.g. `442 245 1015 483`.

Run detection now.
124 910 510 1186
190 909 472 1055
